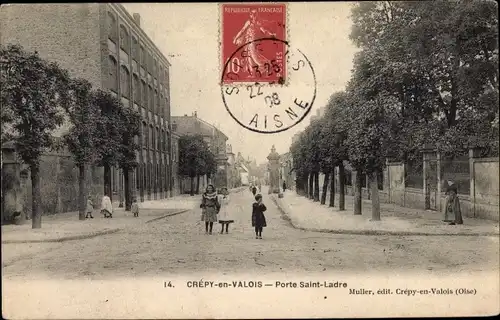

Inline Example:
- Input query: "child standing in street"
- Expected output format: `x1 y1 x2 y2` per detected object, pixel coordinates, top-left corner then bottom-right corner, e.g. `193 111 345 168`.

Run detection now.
85 195 94 219
200 184 220 235
252 194 267 239
101 193 113 218
131 198 140 217
218 187 233 234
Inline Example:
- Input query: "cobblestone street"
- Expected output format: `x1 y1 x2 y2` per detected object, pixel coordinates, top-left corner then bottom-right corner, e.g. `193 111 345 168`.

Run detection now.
2 189 499 280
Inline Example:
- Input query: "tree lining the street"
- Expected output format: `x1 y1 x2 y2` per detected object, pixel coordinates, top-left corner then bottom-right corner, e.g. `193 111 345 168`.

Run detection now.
178 134 216 196
61 78 100 221
350 0 499 159
68 88 141 213
290 0 499 221
116 105 141 211
1 44 70 229
195 147 217 194
1 44 144 228
93 90 124 201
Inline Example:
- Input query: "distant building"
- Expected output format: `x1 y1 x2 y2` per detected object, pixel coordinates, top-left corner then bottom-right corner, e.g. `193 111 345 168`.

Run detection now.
226 144 240 188
226 144 236 167
238 163 250 186
172 112 229 192
291 132 302 145
309 106 326 124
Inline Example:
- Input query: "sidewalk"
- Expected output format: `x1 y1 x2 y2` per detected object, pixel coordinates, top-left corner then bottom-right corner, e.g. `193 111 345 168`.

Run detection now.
1 194 200 244
1 187 247 244
271 191 500 236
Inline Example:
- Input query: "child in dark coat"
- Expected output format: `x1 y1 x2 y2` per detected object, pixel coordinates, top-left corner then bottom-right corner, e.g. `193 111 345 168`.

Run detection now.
252 194 267 239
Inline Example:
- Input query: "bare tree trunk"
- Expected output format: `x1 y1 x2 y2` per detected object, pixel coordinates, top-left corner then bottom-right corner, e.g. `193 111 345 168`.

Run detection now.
367 176 371 200
124 168 131 211
295 175 300 194
338 162 345 211
369 172 381 221
329 168 335 207
313 172 320 201
30 163 42 229
139 165 145 202
78 164 86 220
308 173 314 199
104 163 112 200
354 170 362 215
321 172 330 205
305 175 309 196
190 176 195 196
301 175 307 196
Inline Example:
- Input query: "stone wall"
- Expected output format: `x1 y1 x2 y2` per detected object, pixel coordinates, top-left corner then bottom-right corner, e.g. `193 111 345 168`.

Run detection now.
21 153 104 217
388 163 405 207
338 156 498 221
180 175 208 194
472 159 499 220
1 149 105 223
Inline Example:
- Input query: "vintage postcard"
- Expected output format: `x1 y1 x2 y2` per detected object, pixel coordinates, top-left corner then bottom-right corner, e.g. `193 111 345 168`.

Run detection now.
1 1 499 319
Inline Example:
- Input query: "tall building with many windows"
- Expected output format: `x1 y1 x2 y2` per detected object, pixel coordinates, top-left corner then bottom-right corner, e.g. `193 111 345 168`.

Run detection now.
1 4 173 211
105 4 173 202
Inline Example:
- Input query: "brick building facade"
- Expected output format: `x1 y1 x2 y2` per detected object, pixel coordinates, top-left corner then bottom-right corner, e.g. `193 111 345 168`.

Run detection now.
1 4 174 216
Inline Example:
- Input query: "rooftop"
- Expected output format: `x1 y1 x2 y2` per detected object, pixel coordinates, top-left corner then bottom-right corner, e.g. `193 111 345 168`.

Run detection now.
172 112 229 141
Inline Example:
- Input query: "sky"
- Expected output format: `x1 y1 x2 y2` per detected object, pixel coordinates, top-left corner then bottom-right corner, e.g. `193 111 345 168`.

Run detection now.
123 3 358 164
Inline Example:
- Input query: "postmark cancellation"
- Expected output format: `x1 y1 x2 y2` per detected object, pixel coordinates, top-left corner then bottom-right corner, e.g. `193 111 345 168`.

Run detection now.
220 3 317 134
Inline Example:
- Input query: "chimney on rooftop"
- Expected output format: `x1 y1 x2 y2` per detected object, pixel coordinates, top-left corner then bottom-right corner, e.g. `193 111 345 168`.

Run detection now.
133 13 141 26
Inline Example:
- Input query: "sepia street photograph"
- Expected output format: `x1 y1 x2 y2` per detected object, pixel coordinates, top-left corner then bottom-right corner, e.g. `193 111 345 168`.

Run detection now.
1 1 499 318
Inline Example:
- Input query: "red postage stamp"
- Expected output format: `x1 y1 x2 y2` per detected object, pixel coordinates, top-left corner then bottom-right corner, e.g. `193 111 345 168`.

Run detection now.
221 3 287 85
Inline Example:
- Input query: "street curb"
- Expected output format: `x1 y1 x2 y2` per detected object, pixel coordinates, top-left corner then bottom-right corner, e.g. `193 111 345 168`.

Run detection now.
1 228 122 244
145 209 191 223
2 209 193 244
270 195 500 237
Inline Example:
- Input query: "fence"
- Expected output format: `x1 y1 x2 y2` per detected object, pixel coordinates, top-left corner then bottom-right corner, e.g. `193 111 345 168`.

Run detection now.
441 154 470 195
328 148 499 221
405 158 423 189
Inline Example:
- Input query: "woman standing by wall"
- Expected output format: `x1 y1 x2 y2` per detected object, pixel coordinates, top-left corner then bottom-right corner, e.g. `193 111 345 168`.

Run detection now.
200 184 220 234
443 184 463 225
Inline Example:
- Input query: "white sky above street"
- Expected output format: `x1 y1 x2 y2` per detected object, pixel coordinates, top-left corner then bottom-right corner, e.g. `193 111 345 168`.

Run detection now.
123 3 358 164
